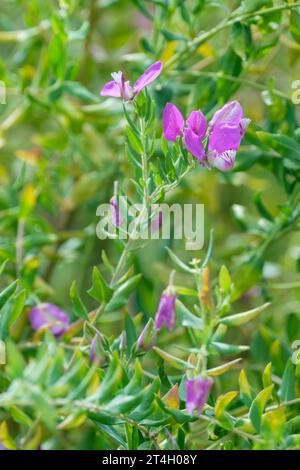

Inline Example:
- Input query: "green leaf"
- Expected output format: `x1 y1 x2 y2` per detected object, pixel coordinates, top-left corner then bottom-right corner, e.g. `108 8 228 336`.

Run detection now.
87 266 112 303
278 360 295 402
239 369 253 405
215 391 239 430
249 385 274 432
97 353 123 402
62 81 99 103
176 300 203 330
207 358 242 376
231 22 252 61
124 312 137 355
254 192 274 222
220 302 270 327
257 131 300 161
105 390 144 415
105 274 141 312
0 280 18 310
8 406 33 427
94 422 127 448
240 0 272 14
219 265 231 293
0 290 26 339
70 281 89 320
153 347 195 371
0 259 8 275
211 342 249 355
127 126 143 154
262 362 273 388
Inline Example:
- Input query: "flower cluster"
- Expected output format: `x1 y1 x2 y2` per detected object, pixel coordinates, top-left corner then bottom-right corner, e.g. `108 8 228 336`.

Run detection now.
163 101 250 171
101 62 249 172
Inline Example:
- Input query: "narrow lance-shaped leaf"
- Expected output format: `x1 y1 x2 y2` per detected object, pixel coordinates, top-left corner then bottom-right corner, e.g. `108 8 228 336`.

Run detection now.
278 360 295 402
239 369 253 405
70 281 89 320
215 391 239 430
0 280 18 310
153 346 195 371
262 362 273 388
220 302 270 327
87 266 113 303
0 290 26 340
207 358 242 377
249 384 274 432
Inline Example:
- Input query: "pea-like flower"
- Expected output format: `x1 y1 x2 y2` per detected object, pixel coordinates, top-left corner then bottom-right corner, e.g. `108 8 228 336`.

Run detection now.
163 103 207 161
154 291 176 331
185 376 213 415
162 100 250 171
207 101 250 171
29 303 70 338
100 61 163 101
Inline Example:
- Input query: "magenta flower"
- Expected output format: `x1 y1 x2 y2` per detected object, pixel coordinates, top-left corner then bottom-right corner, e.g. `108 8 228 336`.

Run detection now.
163 103 207 161
100 61 163 101
207 101 250 171
154 292 176 331
185 376 213 415
29 303 70 338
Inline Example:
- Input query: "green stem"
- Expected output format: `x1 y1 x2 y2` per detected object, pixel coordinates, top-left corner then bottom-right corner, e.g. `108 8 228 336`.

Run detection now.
171 70 291 101
165 2 300 71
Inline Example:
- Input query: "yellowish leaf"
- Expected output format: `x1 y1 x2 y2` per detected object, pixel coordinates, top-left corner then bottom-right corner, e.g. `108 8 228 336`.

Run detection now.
163 383 179 409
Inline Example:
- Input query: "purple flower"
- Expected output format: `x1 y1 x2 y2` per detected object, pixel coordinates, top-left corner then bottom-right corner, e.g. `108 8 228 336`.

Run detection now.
207 101 250 171
163 103 207 161
110 195 121 227
154 292 176 331
29 303 70 338
185 376 213 415
100 61 163 101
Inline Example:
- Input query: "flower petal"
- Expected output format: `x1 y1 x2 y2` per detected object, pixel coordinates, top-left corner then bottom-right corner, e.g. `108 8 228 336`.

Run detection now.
29 303 70 338
154 293 176 331
100 80 121 97
184 127 205 160
208 123 242 154
186 110 207 139
134 61 163 93
208 150 236 172
210 101 244 128
240 117 251 137
163 103 184 142
186 377 213 414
